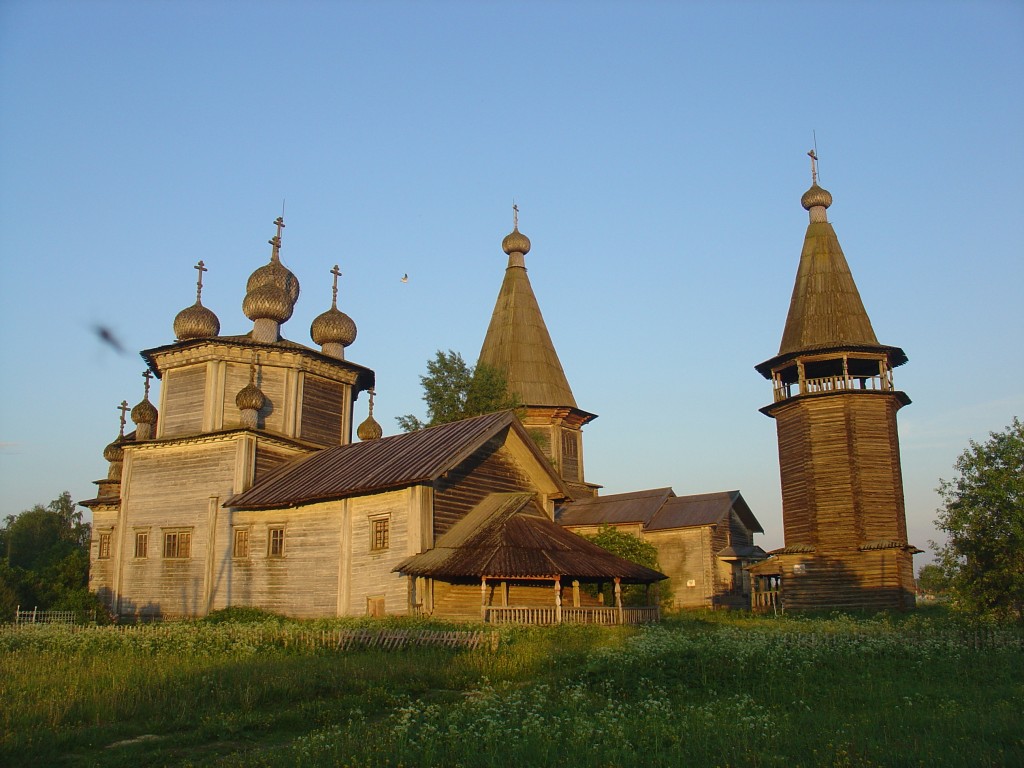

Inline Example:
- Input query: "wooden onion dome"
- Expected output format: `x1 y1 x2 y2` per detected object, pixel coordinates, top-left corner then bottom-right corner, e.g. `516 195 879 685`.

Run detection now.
235 360 266 429
173 260 220 341
131 371 159 440
242 217 299 343
310 264 357 359
102 400 130 480
356 389 383 441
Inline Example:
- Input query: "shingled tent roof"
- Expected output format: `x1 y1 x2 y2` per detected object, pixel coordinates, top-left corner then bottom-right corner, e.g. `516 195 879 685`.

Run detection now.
756 184 906 376
557 489 763 535
225 410 565 510
395 493 666 583
477 227 584 411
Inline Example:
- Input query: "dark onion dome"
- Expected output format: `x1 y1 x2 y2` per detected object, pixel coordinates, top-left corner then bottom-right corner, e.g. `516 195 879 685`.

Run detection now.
242 282 293 323
311 306 357 348
174 301 220 340
131 396 158 426
801 183 833 211
356 413 383 441
501 226 531 256
102 436 125 463
235 379 266 412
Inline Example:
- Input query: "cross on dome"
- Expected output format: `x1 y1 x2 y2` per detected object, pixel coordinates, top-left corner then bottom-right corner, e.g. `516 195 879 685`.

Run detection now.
117 400 130 437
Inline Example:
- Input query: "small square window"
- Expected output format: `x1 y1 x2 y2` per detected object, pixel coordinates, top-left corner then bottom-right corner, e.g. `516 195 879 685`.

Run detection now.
134 532 148 559
371 518 389 551
163 530 192 559
233 528 250 558
268 527 285 557
98 533 111 559
367 596 386 617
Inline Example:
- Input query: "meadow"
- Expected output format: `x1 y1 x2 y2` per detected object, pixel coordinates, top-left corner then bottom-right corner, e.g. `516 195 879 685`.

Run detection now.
1 608 1021 768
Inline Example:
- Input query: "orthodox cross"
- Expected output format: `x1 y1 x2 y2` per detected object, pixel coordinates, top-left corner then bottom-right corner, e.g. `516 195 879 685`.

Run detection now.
367 388 376 416
269 216 285 259
512 202 519 229
194 260 208 302
142 370 154 399
330 264 341 307
117 400 130 437
808 149 819 186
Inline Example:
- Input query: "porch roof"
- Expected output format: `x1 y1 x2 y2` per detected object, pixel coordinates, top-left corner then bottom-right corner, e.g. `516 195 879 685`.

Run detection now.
395 493 667 584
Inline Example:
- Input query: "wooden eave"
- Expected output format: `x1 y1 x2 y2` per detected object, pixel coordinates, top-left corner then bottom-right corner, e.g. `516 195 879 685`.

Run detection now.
755 343 908 379
123 427 320 454
140 334 375 392
759 386 912 417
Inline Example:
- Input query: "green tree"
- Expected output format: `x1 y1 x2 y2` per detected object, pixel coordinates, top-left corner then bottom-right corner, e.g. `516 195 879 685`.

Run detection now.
0 492 106 621
583 524 671 607
916 563 950 596
932 418 1024 621
397 350 521 431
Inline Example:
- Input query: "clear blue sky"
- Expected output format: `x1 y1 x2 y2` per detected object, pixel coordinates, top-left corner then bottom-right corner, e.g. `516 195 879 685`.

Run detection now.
1 1 1022 567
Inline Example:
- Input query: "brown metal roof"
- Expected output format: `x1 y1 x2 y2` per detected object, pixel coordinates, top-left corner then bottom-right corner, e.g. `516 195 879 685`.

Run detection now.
477 249 579 409
225 410 533 510
558 489 763 535
648 491 763 533
555 487 675 527
394 493 666 583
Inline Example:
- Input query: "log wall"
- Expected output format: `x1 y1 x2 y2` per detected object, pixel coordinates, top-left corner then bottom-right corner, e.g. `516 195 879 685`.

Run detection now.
300 374 345 447
161 365 207 437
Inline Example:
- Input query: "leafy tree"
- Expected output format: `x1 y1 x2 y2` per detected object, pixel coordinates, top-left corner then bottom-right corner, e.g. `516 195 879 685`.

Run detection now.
583 524 671 607
932 417 1024 621
916 563 950 596
0 492 107 621
397 350 521 431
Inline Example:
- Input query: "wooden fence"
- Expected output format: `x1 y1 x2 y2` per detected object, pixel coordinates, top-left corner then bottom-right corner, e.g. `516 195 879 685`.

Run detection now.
484 605 660 625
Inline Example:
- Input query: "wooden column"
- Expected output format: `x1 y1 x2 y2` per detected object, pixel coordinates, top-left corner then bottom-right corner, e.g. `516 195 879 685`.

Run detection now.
614 578 623 624
480 577 488 622
572 580 580 608
554 576 562 624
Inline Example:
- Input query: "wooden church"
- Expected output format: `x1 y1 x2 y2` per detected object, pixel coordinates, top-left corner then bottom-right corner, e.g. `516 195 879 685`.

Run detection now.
81 217 665 622
747 154 920 611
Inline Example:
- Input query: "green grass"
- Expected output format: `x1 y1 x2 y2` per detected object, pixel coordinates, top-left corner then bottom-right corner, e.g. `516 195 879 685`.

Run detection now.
1 609 1021 767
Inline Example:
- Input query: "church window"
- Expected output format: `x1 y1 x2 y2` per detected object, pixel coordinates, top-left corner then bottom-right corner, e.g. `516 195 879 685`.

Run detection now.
268 527 285 557
371 518 390 551
163 530 192 559
98 533 111 559
367 596 386 617
233 528 250 558
134 532 148 558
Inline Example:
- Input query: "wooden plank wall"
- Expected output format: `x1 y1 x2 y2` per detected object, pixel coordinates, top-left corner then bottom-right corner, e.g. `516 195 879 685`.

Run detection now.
645 528 712 608
161 365 207 437
346 490 412 617
300 375 345 447
433 439 535 538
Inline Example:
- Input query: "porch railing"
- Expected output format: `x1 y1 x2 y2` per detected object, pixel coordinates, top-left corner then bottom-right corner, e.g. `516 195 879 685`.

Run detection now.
483 605 660 625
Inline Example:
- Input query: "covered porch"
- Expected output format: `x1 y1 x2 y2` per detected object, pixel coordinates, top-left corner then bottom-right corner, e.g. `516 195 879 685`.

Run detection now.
396 493 667 625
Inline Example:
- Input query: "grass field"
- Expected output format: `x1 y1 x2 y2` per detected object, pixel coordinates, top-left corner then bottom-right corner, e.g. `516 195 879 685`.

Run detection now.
1 608 1021 767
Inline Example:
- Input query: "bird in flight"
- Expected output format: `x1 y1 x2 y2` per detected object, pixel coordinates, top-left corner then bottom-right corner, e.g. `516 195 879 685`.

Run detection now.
92 324 128 354
401 273 408 283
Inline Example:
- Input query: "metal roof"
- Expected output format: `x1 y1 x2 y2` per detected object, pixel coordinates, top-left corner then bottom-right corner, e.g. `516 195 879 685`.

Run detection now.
394 492 666 583
225 410 535 510
558 488 763 535
555 487 675 526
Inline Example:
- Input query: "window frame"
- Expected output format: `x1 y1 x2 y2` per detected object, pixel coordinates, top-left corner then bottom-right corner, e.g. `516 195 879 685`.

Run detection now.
370 516 390 552
97 532 112 560
134 530 149 559
233 527 250 559
267 526 285 558
162 529 193 559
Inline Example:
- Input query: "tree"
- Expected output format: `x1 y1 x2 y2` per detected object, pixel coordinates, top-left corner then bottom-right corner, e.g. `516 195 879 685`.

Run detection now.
583 525 671 608
0 492 106 621
932 417 1024 621
916 563 949 596
397 350 521 431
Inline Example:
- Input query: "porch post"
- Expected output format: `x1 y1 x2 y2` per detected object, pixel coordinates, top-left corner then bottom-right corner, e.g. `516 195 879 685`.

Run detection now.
614 578 623 624
554 576 562 624
572 580 580 608
481 576 487 622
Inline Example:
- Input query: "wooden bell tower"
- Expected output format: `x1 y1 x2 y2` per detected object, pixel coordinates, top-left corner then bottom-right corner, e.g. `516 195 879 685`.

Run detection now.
750 154 918 611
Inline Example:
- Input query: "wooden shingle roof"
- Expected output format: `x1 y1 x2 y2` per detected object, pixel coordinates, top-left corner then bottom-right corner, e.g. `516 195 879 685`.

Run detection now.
394 492 666 583
558 489 763 535
478 246 578 409
225 410 552 510
555 487 675 527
